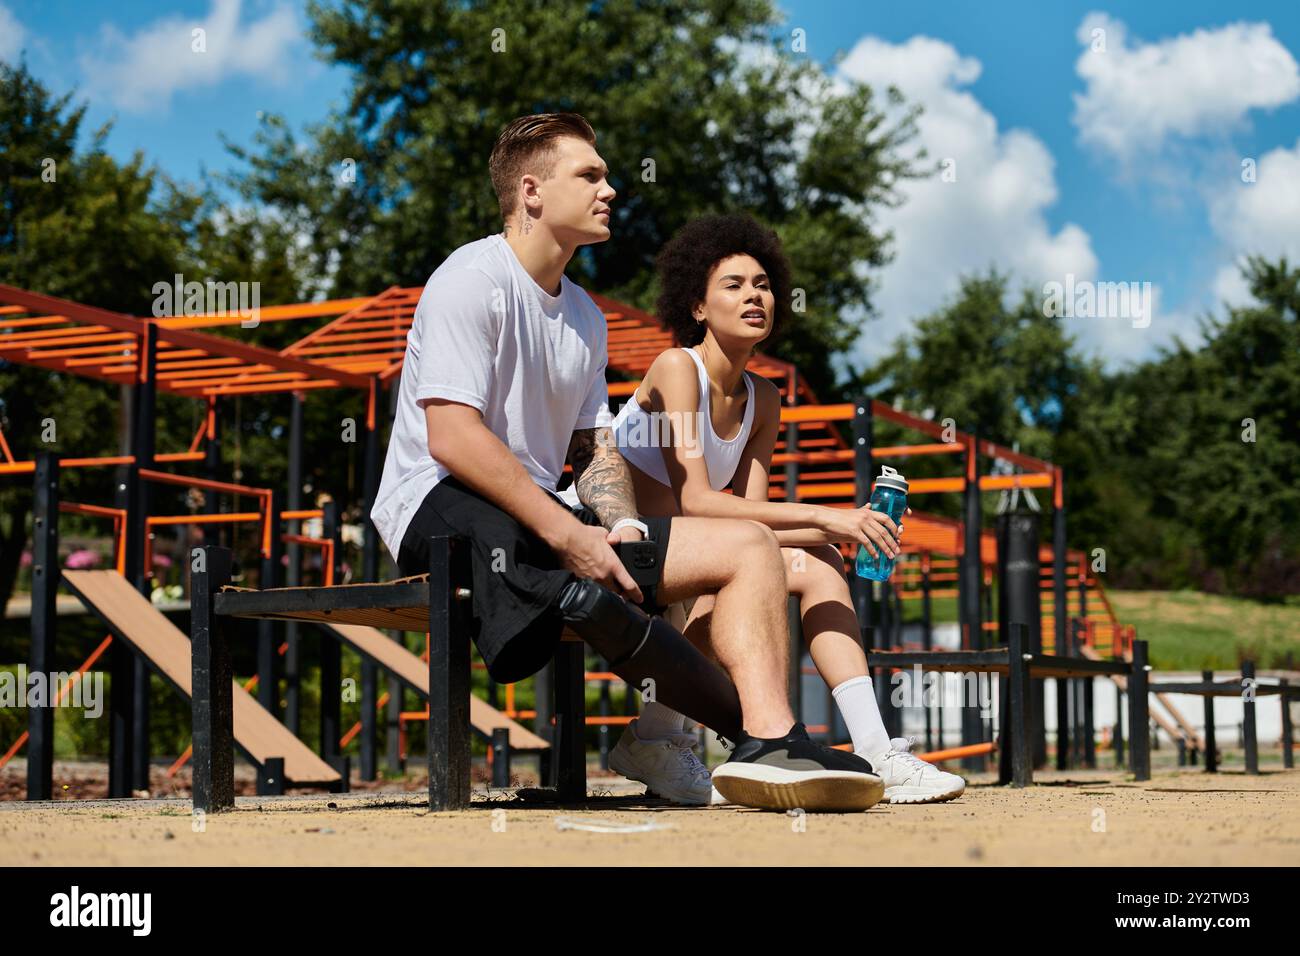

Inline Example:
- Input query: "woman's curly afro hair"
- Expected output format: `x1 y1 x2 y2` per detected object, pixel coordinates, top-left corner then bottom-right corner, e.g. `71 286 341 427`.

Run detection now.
654 213 793 348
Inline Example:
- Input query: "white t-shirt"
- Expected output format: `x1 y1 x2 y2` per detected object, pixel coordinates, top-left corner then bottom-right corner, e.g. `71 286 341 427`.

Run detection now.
372 234 614 560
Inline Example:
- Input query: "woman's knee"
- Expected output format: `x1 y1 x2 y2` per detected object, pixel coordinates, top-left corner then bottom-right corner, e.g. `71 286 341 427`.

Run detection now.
785 544 849 592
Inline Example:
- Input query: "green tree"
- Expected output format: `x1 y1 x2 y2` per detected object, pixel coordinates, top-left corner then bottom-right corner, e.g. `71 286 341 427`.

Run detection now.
1107 257 1300 597
224 0 922 398
0 61 194 613
867 260 1300 599
0 62 325 613
866 269 1092 473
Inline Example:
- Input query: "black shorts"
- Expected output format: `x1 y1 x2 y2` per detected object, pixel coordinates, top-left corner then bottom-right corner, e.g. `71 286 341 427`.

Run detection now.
396 477 672 684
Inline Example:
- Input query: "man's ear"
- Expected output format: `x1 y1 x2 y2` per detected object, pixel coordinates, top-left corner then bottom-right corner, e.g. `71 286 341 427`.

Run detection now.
520 173 543 210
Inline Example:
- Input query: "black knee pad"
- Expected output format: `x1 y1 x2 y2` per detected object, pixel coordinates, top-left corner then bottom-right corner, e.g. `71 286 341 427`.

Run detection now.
556 578 651 666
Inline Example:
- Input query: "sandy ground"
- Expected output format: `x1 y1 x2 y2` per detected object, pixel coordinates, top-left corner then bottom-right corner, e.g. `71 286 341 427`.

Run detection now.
2 764 1298 866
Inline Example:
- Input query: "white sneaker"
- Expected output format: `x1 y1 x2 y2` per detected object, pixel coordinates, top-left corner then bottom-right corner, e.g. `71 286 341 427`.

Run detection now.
608 720 714 806
870 737 966 804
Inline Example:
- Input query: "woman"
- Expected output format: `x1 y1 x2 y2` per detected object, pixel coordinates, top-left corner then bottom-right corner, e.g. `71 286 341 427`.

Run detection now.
607 213 965 806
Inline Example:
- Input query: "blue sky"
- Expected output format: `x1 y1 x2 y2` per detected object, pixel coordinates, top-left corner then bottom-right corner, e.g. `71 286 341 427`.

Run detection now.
4 0 1299 368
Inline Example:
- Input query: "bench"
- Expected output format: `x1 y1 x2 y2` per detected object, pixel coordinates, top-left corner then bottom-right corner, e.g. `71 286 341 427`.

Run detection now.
189 536 590 812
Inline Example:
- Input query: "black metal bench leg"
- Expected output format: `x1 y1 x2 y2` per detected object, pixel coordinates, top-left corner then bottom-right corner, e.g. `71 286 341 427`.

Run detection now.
191 546 235 812
554 641 587 802
491 727 511 788
428 536 471 810
257 757 285 796
1128 640 1151 781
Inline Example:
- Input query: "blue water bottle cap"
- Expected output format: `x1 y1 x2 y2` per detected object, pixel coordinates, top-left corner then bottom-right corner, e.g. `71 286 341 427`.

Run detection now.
874 465 908 493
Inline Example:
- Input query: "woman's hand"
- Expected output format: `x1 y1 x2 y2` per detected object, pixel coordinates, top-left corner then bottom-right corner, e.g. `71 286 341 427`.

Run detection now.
816 504 909 559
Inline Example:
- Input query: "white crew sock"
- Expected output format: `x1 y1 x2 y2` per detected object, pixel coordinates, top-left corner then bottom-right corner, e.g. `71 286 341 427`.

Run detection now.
634 700 688 740
831 675 893 762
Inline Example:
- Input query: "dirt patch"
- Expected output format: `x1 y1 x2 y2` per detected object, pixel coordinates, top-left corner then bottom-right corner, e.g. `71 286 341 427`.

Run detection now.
3 767 1298 866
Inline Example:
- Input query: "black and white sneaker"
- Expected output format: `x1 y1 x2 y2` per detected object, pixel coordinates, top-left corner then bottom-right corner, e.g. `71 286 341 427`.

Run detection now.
710 723 884 812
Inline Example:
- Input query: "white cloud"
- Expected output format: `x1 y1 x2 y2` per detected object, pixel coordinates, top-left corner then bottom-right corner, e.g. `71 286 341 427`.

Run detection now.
0 3 26 63
1209 138 1300 308
79 0 303 112
837 36 1100 363
1073 13 1300 165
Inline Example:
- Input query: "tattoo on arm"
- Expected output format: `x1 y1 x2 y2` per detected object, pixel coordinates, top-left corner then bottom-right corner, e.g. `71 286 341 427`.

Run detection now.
568 428 638 529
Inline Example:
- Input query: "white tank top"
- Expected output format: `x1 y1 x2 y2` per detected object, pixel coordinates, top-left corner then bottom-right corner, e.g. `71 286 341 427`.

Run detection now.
613 347 756 491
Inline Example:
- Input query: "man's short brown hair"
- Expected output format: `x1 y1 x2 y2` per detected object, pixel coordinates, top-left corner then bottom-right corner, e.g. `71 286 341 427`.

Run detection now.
489 112 597 220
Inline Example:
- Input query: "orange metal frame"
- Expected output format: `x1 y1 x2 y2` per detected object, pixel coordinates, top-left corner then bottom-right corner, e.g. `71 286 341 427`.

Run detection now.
2 278 1130 755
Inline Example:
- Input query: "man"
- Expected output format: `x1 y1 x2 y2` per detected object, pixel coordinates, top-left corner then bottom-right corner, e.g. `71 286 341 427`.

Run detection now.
372 112 880 811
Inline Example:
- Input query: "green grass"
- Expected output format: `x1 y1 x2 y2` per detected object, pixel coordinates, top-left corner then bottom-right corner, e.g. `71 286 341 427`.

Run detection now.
1108 590 1300 671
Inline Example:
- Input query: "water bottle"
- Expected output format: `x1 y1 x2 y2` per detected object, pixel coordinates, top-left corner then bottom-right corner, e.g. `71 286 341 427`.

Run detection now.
854 465 908 582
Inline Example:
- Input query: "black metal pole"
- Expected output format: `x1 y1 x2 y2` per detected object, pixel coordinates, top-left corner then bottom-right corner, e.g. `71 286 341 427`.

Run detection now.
491 727 510 788
257 488 283 717
427 536 470 810
204 398 223 544
27 452 59 800
1113 682 1125 768
534 659 554 785
1203 670 1218 773
997 509 1044 770
998 622 1032 787
1281 678 1294 770
126 320 158 793
1052 469 1067 655
1242 660 1259 775
1074 566 1088 768
1056 625 1071 772
788 593 803 725
959 435 982 770
382 381 403 775
1083 672 1096 768
191 546 235 812
1128 639 1151 781
554 641 587 801
285 392 303 735
110 460 138 799
597 659 611 769
320 501 342 763
921 555 933 751
850 397 875 646
359 380 381 781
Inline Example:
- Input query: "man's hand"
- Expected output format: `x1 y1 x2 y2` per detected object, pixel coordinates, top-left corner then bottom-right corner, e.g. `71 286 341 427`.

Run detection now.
556 523 644 604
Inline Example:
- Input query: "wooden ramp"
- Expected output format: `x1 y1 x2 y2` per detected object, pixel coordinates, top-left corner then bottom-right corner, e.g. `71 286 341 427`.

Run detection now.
316 622 549 751
61 570 341 786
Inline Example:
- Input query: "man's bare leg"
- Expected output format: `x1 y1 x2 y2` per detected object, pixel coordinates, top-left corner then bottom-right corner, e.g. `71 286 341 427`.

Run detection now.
655 517 795 739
